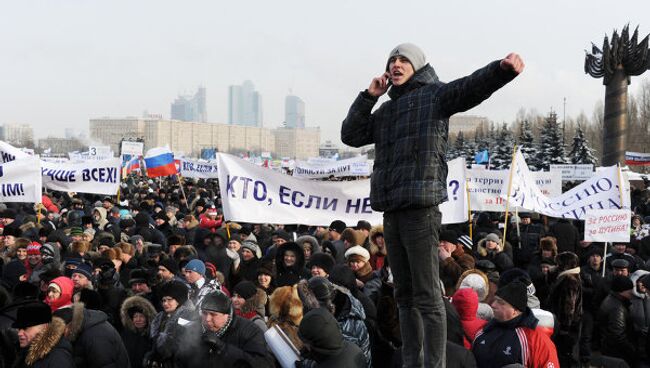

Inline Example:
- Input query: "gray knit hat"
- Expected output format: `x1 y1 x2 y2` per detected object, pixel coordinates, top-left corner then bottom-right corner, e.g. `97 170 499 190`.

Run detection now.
386 43 427 72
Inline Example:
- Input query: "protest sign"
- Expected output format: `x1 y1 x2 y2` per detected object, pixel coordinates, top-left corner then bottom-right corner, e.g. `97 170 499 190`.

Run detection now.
625 151 650 166
501 149 630 220
440 158 469 224
218 153 466 226
121 141 144 156
41 158 121 195
550 164 594 181
0 156 42 203
466 169 561 212
178 158 219 179
584 209 631 242
293 155 370 179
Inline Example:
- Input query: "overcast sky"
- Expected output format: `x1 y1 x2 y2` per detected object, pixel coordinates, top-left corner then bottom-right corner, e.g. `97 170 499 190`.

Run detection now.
2 0 650 146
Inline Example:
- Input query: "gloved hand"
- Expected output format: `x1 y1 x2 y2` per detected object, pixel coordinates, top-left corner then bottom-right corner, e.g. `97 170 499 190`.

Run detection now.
226 248 241 270
202 332 225 354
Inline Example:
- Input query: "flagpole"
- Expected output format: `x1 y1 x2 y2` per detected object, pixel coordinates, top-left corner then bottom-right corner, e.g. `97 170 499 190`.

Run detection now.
466 179 472 240
502 145 518 244
602 242 608 277
176 174 189 206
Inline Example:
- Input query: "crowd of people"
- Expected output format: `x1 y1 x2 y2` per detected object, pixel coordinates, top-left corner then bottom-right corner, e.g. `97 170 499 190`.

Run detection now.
0 175 647 367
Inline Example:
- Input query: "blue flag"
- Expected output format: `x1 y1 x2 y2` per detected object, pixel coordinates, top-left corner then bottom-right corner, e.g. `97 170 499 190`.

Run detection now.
475 150 489 164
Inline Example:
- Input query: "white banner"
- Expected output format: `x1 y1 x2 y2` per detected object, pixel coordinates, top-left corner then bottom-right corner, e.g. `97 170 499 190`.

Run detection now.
41 158 121 195
550 164 594 181
217 153 465 226
466 169 561 212
121 141 144 156
0 156 42 203
584 209 631 242
500 149 630 220
178 158 219 179
293 155 370 179
440 158 469 224
0 141 30 163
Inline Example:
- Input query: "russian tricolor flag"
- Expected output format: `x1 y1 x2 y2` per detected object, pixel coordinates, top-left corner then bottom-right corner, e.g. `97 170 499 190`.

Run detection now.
144 147 178 177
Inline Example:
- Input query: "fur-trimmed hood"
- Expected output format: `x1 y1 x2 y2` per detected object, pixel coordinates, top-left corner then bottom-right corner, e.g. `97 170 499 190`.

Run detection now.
60 302 107 342
120 295 157 333
296 235 321 255
476 237 503 257
368 225 387 256
456 269 490 302
25 317 70 365
632 270 650 299
269 285 303 326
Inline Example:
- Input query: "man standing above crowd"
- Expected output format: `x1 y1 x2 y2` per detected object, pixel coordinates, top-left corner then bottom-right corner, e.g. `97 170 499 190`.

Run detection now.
341 43 523 367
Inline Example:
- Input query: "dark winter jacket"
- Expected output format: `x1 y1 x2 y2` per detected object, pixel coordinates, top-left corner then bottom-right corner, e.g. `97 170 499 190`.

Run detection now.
548 219 580 253
149 299 198 367
56 302 130 368
298 308 366 368
597 291 637 365
341 61 517 212
446 341 477 368
119 296 157 368
274 242 310 287
174 314 274 368
13 318 74 368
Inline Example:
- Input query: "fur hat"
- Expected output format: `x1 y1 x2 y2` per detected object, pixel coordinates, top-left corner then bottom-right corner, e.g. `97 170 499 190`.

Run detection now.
233 281 258 300
611 275 634 293
386 43 427 72
556 252 579 271
495 281 528 312
439 230 458 244
539 237 557 251
12 301 52 329
612 259 630 269
159 280 188 305
306 253 336 274
344 245 370 262
159 258 179 275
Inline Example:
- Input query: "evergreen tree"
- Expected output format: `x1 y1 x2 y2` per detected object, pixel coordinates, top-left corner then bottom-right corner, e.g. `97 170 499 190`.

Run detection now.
490 123 515 169
568 124 598 165
536 112 569 170
447 132 464 160
517 120 538 170
462 134 477 168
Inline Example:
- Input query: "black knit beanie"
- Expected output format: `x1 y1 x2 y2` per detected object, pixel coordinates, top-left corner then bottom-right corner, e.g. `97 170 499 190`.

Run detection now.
495 280 528 312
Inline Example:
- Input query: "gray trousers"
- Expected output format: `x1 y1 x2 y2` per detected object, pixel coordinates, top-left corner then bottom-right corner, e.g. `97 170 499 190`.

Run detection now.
384 206 447 368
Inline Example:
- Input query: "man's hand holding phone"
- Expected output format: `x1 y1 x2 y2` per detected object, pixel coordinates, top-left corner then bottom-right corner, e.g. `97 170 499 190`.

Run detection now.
368 72 391 97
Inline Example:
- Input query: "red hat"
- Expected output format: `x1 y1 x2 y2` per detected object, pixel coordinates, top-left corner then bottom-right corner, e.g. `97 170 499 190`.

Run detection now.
206 206 218 216
27 242 42 255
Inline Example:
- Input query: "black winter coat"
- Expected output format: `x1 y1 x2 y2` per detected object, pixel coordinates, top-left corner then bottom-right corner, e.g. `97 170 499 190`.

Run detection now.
597 292 637 366
174 314 274 368
60 303 130 368
13 318 74 368
342 61 517 212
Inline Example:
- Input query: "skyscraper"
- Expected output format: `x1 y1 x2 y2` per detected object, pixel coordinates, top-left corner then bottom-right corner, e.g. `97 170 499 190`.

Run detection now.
284 95 305 128
228 80 263 127
171 86 207 123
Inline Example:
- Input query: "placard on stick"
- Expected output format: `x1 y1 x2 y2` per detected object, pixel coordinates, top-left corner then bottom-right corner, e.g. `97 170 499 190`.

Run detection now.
584 209 631 242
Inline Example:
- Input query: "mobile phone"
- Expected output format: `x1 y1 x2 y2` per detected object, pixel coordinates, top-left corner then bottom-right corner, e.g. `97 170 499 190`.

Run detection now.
386 74 392 87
